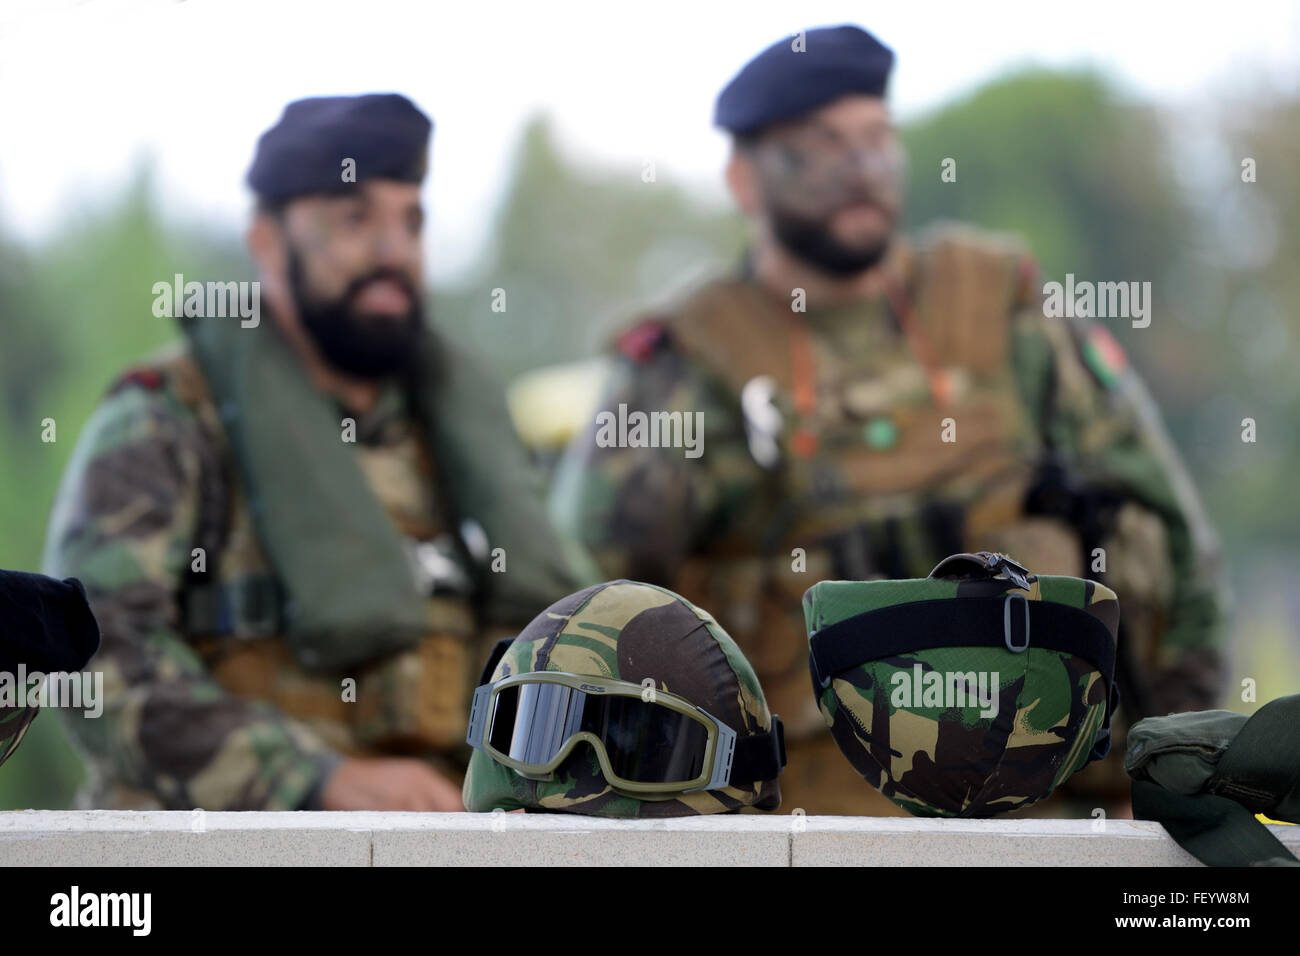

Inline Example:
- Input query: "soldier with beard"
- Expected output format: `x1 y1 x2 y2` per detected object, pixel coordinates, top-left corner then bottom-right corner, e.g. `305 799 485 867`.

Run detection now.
550 27 1228 816
43 93 594 811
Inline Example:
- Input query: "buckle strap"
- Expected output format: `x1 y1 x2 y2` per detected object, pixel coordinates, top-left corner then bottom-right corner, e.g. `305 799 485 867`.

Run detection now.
929 551 1037 591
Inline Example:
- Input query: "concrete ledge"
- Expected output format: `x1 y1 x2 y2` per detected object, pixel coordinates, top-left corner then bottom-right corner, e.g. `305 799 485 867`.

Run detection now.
372 813 792 866
1 811 1296 866
793 817 1213 866
0 810 373 867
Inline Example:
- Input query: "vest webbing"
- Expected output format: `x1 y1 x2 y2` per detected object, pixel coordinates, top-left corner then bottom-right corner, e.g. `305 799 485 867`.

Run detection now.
664 224 1034 398
131 347 288 638
148 320 591 667
655 227 1041 590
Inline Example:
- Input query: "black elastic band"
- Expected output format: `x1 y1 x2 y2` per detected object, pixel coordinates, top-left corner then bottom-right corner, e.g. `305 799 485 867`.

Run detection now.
477 636 516 686
810 597 1114 689
728 715 786 784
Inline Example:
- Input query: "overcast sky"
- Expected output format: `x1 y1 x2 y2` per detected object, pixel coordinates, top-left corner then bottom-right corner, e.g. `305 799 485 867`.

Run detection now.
1 0 1297 281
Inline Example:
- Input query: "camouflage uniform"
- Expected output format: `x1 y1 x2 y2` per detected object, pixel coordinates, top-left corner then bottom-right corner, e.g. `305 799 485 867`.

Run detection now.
551 223 1228 816
43 341 532 810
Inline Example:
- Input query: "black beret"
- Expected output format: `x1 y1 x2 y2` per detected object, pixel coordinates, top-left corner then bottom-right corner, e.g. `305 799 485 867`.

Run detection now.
714 25 895 135
247 93 432 203
0 569 100 676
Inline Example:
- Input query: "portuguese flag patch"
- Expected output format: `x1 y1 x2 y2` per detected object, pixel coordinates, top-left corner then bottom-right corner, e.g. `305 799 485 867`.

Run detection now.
1081 324 1128 389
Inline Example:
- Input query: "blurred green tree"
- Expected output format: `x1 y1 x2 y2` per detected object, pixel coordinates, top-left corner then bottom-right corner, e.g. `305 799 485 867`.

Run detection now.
0 162 244 808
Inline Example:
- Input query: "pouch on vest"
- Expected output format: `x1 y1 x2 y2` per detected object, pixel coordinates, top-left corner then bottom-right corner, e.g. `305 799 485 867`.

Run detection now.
207 624 475 755
353 596 476 751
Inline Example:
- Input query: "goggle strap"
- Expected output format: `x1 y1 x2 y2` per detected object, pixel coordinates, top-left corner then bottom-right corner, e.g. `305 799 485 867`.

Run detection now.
726 715 787 786
476 636 517 686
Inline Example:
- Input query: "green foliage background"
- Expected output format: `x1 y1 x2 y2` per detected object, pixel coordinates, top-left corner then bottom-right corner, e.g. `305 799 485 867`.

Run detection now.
2 69 1296 808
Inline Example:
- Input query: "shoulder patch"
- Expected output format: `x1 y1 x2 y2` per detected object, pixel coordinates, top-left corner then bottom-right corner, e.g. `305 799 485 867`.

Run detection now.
1079 322 1129 389
109 367 166 394
614 319 672 363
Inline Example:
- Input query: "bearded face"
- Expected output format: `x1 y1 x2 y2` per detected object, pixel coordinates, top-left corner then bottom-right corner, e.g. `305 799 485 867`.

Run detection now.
266 178 429 380
747 96 906 276
287 245 426 379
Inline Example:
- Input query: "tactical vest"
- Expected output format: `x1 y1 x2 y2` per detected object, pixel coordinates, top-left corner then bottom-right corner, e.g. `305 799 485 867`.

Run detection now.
138 344 484 758
660 225 1093 740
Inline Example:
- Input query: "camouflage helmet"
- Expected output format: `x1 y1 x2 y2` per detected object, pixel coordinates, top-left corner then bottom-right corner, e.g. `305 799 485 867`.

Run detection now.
805 552 1121 817
464 579 783 817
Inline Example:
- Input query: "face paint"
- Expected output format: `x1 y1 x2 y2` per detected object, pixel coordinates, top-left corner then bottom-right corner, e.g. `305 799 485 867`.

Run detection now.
755 131 906 276
287 244 426 380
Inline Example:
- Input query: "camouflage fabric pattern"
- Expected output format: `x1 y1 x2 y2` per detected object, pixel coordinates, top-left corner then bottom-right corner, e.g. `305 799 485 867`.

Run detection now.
804 573 1119 817
551 223 1227 813
0 705 39 769
463 579 781 817
42 348 329 809
42 342 491 809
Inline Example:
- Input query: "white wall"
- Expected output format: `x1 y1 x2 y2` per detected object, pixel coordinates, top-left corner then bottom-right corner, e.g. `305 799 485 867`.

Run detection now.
3 811 1296 866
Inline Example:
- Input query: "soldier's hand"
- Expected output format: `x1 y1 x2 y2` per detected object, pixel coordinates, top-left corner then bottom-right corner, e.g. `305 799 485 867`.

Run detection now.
318 757 465 811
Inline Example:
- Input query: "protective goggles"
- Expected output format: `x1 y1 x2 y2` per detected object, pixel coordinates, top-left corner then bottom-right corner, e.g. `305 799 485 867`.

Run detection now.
467 670 785 797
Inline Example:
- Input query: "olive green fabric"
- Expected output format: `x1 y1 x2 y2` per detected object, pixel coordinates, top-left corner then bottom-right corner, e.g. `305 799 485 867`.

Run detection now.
185 316 426 671
1128 694 1300 866
463 580 781 817
402 330 603 623
185 314 595 673
1126 709 1249 794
